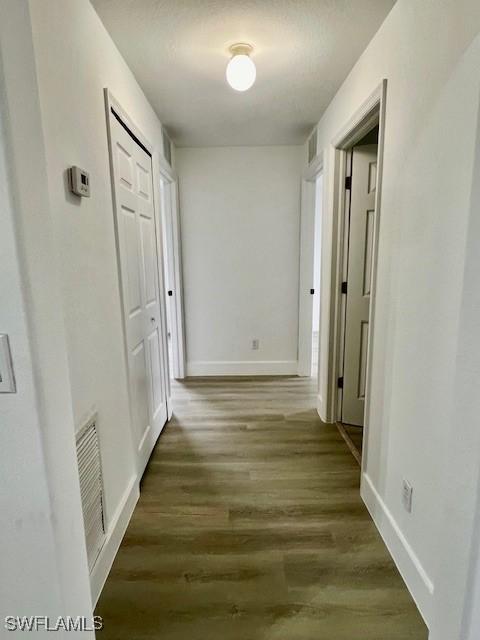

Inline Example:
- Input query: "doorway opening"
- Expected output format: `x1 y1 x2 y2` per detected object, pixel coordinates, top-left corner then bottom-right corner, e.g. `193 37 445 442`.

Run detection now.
338 126 379 460
298 153 323 380
311 174 323 378
159 171 186 381
326 80 386 468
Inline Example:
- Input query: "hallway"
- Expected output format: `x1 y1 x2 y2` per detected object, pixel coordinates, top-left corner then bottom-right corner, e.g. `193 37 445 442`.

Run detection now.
96 378 426 639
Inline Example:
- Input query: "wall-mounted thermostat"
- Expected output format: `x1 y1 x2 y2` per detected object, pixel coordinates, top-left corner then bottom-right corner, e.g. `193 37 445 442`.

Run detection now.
68 166 90 197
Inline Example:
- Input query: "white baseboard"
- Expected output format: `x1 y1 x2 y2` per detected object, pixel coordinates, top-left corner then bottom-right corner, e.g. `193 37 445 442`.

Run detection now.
90 475 139 606
361 472 434 626
186 360 298 377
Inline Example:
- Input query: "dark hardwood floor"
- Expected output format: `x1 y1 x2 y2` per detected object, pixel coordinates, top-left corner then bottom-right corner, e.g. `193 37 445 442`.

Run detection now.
95 376 427 639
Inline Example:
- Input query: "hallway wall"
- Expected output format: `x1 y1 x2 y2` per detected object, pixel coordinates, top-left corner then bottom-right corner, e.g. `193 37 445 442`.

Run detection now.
177 145 303 376
27 0 171 601
0 0 93 625
310 0 480 634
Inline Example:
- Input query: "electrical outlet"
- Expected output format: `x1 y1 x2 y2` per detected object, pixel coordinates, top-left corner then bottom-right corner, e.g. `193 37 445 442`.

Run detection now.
402 480 413 513
252 339 259 351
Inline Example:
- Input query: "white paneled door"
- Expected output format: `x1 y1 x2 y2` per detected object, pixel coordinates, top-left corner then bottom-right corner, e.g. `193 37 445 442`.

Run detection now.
342 144 378 426
109 112 167 475
160 176 186 380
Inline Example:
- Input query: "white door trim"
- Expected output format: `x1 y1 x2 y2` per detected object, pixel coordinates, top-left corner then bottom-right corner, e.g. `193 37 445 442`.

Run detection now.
321 79 387 476
298 153 324 377
103 88 171 451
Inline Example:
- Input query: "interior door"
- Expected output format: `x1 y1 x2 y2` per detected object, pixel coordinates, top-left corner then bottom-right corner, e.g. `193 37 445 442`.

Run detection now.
109 112 168 474
159 179 176 377
342 144 378 426
160 177 186 379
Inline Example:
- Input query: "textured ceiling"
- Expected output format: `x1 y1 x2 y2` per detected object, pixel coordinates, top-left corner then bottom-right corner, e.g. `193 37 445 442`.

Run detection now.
91 0 395 147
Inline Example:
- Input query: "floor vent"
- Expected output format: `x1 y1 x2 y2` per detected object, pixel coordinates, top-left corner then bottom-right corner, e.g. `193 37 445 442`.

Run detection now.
76 415 106 572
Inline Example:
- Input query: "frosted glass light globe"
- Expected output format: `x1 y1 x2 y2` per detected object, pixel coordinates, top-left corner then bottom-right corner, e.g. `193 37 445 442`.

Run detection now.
226 53 256 92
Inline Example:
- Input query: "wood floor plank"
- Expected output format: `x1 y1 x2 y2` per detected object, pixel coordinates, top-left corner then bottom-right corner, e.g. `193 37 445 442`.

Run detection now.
95 376 427 639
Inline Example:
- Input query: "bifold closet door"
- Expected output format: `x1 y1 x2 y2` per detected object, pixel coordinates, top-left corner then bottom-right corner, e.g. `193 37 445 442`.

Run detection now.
109 113 168 474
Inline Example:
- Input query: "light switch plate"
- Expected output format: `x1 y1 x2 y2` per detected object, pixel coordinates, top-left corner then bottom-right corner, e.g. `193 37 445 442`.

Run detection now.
0 334 16 393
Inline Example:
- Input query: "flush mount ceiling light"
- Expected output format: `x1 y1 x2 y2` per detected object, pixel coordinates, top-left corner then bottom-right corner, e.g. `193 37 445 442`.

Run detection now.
226 43 256 92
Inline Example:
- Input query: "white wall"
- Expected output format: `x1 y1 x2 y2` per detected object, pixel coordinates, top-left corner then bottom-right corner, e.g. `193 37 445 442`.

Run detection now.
25 0 171 602
311 0 480 634
430 95 480 640
0 0 93 628
177 146 303 376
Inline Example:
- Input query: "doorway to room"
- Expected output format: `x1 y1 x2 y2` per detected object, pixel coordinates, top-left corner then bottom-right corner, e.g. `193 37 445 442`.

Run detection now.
337 126 379 462
298 152 323 380
320 78 388 469
311 174 323 378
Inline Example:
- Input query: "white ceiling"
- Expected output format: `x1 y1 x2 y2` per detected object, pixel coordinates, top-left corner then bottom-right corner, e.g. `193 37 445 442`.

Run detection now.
91 0 395 147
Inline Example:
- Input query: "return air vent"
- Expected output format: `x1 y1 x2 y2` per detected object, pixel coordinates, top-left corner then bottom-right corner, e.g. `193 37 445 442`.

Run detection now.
76 415 106 572
162 127 172 166
308 128 318 164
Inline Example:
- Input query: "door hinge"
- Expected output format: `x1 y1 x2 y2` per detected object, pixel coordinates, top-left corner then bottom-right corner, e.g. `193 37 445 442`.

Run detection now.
338 376 344 389
310 288 315 295
345 175 352 190
341 281 348 294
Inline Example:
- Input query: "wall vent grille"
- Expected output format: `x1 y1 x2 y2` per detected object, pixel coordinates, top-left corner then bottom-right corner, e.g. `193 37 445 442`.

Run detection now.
76 415 106 572
308 129 318 164
162 127 172 166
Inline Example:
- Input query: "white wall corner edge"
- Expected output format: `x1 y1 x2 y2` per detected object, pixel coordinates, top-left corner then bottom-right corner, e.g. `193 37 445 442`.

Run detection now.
361 472 434 627
317 394 328 424
90 475 139 606
186 360 298 377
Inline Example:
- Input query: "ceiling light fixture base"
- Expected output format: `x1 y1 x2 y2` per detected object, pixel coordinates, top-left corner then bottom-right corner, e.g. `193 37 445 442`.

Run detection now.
228 43 253 57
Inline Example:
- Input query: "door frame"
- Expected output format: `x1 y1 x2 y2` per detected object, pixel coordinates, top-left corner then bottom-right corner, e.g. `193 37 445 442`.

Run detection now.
158 162 186 380
324 79 387 473
298 153 324 377
104 89 172 447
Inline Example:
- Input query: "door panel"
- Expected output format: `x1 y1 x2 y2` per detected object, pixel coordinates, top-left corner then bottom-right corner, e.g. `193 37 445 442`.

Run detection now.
117 142 133 189
120 207 142 315
358 320 369 399
136 162 151 200
131 340 150 446
110 114 168 474
140 216 157 305
342 144 378 426
363 209 375 296
147 327 164 420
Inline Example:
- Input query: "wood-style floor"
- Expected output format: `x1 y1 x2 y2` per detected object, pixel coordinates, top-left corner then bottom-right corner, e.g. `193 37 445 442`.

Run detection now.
338 423 364 466
96 377 427 639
